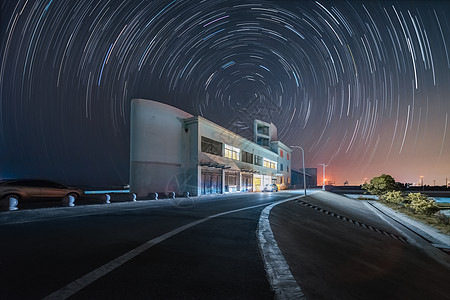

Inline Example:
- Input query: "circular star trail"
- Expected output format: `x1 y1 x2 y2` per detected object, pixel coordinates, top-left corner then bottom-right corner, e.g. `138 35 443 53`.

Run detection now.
1 0 449 186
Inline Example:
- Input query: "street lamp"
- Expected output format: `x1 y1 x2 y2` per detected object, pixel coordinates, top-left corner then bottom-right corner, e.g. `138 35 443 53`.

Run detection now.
290 146 307 196
420 176 424 191
318 163 328 190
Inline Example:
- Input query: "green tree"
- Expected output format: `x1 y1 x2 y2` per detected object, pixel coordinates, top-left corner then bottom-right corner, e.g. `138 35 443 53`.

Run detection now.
362 174 397 196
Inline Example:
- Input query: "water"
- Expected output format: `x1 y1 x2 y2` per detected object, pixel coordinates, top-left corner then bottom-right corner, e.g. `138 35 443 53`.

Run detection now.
431 197 450 203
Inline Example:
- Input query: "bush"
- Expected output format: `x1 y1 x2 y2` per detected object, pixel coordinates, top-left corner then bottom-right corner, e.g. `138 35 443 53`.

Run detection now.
436 212 450 225
381 190 404 204
405 193 439 215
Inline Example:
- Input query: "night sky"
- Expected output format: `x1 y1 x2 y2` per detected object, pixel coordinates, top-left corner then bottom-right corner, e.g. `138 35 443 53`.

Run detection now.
1 0 449 187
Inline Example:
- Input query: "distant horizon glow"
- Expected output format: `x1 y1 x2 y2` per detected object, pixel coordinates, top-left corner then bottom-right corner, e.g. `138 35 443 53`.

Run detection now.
1 0 449 187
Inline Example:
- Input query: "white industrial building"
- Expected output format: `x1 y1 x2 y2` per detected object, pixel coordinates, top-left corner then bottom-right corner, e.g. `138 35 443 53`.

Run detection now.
130 99 292 197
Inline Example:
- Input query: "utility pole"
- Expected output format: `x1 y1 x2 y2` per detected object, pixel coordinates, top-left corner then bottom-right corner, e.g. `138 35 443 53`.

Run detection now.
318 163 328 190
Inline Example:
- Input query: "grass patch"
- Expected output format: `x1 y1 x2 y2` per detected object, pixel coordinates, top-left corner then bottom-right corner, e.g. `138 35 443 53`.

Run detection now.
382 202 450 235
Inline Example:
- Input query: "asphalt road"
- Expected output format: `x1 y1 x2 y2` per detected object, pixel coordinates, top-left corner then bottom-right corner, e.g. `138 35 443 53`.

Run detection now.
0 191 297 299
270 191 450 300
1 190 449 299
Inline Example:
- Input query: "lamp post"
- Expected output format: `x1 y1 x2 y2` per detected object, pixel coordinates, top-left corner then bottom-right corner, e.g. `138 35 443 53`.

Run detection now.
290 146 307 196
420 176 424 191
318 163 328 190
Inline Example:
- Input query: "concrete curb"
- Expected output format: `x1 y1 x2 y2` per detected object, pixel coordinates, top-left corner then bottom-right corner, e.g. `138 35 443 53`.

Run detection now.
257 197 306 300
367 201 450 248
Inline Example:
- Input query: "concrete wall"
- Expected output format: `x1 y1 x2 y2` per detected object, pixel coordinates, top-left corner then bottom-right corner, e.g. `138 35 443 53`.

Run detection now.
130 99 193 197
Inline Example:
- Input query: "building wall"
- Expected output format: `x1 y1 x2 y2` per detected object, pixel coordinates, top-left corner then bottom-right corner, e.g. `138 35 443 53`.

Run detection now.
130 99 193 197
270 141 292 189
196 117 279 193
291 168 318 188
130 99 293 197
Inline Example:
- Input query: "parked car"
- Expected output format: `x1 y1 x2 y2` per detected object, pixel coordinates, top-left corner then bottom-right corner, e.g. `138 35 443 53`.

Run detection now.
0 179 83 202
263 183 278 192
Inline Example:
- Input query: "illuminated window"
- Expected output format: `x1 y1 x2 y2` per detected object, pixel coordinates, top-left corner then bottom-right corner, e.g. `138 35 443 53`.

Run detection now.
224 144 240 160
263 158 277 169
280 149 283 157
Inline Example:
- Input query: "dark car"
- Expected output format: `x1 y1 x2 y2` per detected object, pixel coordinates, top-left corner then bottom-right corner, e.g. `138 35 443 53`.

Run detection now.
263 183 278 192
0 179 83 202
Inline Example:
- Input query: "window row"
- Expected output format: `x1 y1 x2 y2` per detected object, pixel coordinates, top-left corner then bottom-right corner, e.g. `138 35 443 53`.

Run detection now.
263 158 277 170
201 136 286 171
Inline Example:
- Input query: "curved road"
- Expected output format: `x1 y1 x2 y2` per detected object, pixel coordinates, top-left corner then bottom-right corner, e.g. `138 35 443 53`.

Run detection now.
1 190 448 299
0 191 298 299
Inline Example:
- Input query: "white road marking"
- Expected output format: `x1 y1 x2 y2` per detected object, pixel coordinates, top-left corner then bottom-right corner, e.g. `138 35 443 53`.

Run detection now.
257 198 306 299
43 198 296 300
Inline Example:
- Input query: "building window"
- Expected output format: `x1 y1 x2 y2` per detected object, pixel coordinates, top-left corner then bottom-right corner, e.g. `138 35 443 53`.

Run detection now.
263 158 277 169
257 136 269 146
288 177 291 184
201 136 222 156
280 163 284 171
255 155 263 166
280 149 283 157
257 124 269 135
241 150 253 164
287 166 289 172
224 144 240 160
287 153 289 160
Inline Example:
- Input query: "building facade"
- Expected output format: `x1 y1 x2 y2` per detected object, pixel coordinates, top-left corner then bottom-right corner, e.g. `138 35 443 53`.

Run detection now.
130 99 292 197
291 168 318 189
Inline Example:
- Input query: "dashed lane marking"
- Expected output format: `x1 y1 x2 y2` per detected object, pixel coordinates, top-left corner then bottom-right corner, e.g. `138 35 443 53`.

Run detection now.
295 200 408 243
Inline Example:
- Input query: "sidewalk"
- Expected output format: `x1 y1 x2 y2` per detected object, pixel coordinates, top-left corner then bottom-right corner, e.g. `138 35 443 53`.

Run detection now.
367 200 450 249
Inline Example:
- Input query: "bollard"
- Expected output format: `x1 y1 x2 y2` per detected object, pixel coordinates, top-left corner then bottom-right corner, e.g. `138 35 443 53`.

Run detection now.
171 192 176 199
154 192 158 200
8 196 18 211
68 195 75 207
61 195 75 207
104 194 111 204
130 193 137 201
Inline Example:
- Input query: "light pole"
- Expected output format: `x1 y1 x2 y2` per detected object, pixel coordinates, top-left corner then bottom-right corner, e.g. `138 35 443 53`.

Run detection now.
290 146 307 196
318 163 328 190
420 176 424 191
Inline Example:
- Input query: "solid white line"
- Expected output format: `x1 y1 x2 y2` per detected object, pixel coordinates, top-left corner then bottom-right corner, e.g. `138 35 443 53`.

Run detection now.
43 200 285 300
257 198 306 299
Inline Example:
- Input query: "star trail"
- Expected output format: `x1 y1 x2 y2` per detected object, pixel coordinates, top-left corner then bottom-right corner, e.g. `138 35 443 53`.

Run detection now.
1 0 449 187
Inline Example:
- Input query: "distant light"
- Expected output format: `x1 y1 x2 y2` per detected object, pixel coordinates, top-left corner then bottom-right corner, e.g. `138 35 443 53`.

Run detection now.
85 190 130 194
